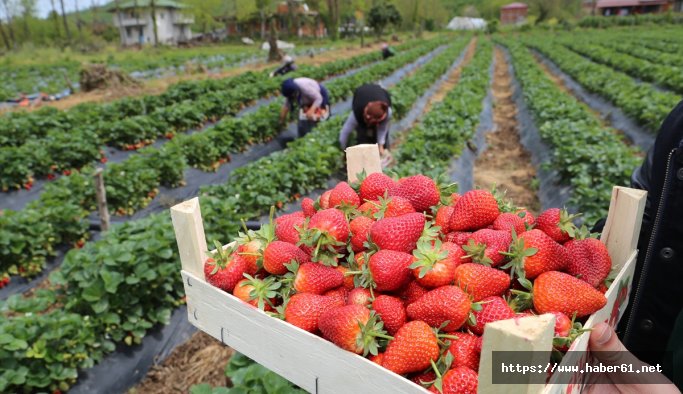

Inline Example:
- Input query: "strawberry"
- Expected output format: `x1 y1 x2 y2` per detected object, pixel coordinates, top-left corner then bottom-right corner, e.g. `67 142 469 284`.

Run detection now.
461 229 511 267
263 240 309 275
318 304 390 355
444 231 473 246
433 367 478 394
382 321 440 375
372 295 406 335
275 212 305 244
552 313 589 352
284 293 343 332
204 241 256 293
359 172 397 202
320 190 332 209
391 175 441 212
335 266 355 290
449 190 500 231
350 216 374 252
468 296 516 335
493 212 529 234
406 286 472 331
369 353 385 365
550 311 572 338
411 371 437 387
453 263 510 302
324 287 349 305
410 239 458 288
347 287 373 306
435 205 455 234
450 193 461 204
565 238 611 288
447 333 482 371
232 275 279 311
358 201 380 217
364 250 414 292
374 195 416 219
516 209 536 227
531 271 607 317
298 208 350 265
502 229 568 280
535 208 579 244
400 280 429 306
292 262 344 295
301 197 317 217
329 181 361 208
369 213 425 253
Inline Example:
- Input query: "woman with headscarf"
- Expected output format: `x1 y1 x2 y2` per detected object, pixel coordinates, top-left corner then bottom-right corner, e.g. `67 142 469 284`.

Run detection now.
279 77 330 137
339 83 392 157
270 55 297 77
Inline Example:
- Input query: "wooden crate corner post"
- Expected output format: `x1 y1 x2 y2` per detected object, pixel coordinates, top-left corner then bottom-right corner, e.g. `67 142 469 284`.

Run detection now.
170 197 208 282
346 144 383 183
599 186 647 270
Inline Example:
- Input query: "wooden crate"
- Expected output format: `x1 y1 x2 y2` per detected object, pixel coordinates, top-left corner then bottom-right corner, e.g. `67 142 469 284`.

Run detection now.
170 145 646 394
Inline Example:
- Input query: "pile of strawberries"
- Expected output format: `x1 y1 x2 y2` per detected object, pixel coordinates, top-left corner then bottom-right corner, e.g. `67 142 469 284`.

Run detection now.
204 173 610 393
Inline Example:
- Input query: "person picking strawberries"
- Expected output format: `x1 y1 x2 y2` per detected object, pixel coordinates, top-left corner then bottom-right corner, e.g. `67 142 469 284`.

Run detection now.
279 77 330 138
339 83 393 164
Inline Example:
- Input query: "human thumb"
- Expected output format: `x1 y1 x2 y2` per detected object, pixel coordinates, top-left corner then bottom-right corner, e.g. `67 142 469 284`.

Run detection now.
589 322 632 365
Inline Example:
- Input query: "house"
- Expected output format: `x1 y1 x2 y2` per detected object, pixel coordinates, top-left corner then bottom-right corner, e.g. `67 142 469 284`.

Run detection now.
223 1 325 39
596 0 674 15
500 2 528 25
107 0 194 46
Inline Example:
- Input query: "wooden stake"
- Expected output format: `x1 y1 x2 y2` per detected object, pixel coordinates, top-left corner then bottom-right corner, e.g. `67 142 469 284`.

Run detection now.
93 168 110 232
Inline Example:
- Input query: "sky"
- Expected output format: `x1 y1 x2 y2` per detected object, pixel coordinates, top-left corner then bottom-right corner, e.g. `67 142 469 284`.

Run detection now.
35 0 95 18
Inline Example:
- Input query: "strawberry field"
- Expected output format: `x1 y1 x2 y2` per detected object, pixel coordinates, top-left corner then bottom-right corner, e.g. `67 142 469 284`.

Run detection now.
0 22 677 393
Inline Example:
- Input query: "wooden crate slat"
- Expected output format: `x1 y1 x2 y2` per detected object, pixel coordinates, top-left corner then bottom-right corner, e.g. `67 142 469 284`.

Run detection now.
181 270 429 394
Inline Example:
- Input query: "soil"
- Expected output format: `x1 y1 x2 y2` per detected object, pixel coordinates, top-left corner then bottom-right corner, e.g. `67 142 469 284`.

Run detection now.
473 48 541 213
17 43 388 112
129 331 234 394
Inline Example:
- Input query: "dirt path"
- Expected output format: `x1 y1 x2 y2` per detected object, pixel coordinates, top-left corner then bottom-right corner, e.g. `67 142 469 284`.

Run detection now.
129 331 234 394
13 43 387 112
473 48 540 213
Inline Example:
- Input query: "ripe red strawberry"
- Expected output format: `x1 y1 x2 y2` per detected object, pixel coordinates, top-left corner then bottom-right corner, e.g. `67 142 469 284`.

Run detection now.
350 216 374 252
433 367 478 394
358 201 380 217
204 243 256 292
454 263 510 302
450 193 461 204
516 209 536 227
444 231 473 246
320 190 332 209
468 296 516 335
324 287 349 306
233 276 278 311
406 286 472 331
369 353 384 365
275 212 305 244
410 239 458 288
449 190 500 232
359 172 397 202
400 280 429 306
535 208 579 244
550 311 572 337
462 229 511 267
532 271 607 317
411 371 437 387
391 175 440 212
299 208 350 265
493 212 528 234
319 304 389 355
375 195 416 219
335 266 355 290
293 262 344 295
263 240 309 275
447 333 482 371
565 238 611 288
382 321 440 375
372 295 406 335
235 238 262 272
441 241 467 267
369 213 425 253
436 205 455 234
329 181 360 208
366 250 414 292
347 287 373 306
285 293 343 332
502 229 568 280
301 197 317 217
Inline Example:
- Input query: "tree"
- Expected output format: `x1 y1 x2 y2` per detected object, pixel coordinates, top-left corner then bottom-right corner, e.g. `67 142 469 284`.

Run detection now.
150 0 158 45
367 2 401 38
58 0 71 41
49 0 60 39
0 19 10 49
19 0 35 39
267 14 279 62
256 0 273 39
1 0 16 47
326 0 339 40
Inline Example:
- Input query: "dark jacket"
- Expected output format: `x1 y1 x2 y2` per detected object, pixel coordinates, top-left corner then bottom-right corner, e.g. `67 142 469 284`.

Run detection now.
618 99 683 378
273 62 297 77
351 84 392 131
